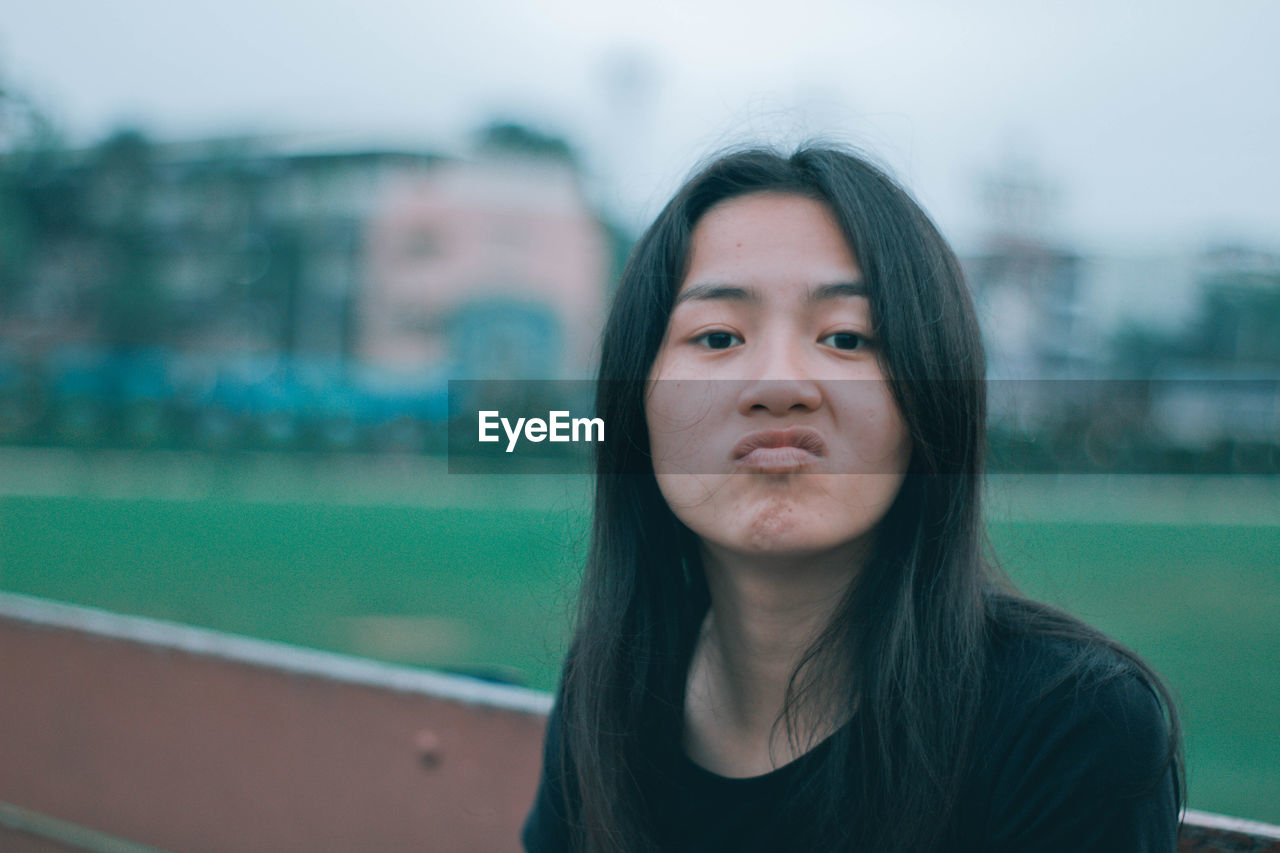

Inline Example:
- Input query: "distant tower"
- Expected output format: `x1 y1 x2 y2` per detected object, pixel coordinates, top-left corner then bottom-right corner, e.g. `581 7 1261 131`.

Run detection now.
595 47 659 230
980 154 1058 246
969 155 1089 428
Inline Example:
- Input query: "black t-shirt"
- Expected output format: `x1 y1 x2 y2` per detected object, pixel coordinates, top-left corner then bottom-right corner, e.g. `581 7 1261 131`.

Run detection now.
522 631 1178 852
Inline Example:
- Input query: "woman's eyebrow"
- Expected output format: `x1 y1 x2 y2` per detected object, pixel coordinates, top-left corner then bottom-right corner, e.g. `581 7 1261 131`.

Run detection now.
807 281 867 302
674 281 866 306
674 283 754 305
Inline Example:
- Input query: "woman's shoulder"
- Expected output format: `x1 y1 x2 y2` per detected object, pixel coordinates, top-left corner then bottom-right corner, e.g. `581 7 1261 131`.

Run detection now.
983 593 1158 697
988 618 1139 692
983 625 1171 755
982 603 1173 769
970 606 1179 851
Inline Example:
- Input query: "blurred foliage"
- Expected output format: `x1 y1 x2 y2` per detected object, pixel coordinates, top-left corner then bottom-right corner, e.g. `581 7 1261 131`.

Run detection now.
1196 277 1280 365
90 128 168 348
1108 257 1280 375
475 119 577 164
0 80 63 313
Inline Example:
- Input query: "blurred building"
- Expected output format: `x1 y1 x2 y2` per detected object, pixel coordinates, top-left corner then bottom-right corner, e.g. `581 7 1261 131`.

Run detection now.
360 155 608 379
2 132 609 374
965 238 1089 381
964 162 1091 383
0 131 613 450
3 134 437 359
963 165 1093 438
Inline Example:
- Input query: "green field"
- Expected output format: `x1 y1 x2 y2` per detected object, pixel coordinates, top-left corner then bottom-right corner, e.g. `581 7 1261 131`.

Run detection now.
1 454 1277 824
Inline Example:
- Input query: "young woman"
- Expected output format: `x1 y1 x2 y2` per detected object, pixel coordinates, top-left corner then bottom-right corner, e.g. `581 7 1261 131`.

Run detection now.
522 147 1181 852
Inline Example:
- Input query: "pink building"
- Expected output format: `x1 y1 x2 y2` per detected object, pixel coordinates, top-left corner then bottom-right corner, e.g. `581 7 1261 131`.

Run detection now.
360 156 610 379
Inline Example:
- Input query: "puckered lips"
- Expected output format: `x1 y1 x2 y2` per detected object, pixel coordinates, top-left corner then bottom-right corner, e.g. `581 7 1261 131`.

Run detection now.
731 427 827 474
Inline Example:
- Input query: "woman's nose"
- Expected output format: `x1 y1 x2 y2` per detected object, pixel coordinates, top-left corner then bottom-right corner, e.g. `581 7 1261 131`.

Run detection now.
735 339 823 415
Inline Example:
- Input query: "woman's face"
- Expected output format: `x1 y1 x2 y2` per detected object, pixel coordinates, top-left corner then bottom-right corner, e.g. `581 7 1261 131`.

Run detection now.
645 192 911 561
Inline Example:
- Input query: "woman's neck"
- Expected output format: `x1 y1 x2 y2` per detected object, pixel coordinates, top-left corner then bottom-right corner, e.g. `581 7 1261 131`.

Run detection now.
683 542 860 777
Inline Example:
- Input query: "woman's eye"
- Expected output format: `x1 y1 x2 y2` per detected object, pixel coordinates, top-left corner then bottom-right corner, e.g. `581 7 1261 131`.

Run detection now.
819 332 869 351
694 331 743 350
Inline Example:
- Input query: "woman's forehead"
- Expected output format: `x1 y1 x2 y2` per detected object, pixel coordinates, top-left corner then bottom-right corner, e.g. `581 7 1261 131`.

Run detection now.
680 192 863 299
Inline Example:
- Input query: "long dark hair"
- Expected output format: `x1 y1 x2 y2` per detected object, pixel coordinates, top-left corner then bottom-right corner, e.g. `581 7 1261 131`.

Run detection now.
560 146 1182 852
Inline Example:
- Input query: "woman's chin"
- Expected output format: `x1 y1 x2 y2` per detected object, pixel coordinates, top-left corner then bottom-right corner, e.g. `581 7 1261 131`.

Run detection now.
660 474 893 563
712 498 872 560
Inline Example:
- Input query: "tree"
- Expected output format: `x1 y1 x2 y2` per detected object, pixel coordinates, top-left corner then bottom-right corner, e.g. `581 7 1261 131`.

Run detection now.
90 129 168 348
474 120 577 165
0 79 63 318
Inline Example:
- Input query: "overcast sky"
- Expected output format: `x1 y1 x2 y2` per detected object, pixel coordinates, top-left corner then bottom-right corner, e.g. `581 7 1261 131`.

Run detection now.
2 0 1278 257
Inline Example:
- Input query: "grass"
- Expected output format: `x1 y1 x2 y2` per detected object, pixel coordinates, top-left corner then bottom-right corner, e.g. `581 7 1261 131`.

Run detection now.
0 497 588 689
1 468 1276 824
